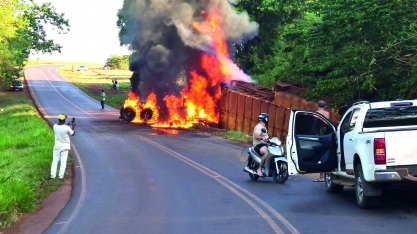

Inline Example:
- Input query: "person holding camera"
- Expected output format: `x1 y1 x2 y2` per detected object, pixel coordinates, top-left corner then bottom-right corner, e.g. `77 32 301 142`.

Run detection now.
50 114 75 179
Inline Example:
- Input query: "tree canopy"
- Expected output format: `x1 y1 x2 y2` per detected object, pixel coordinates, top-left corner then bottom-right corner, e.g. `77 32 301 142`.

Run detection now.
106 55 132 70
0 0 69 86
235 0 417 105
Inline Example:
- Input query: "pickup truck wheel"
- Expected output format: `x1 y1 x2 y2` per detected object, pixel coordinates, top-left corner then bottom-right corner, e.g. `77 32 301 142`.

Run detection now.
325 173 344 193
355 164 380 209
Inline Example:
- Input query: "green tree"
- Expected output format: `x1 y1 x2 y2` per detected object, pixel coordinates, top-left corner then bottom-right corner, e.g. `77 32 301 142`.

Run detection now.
282 0 417 104
116 9 127 46
0 0 69 86
106 55 131 70
233 0 305 79
0 0 23 86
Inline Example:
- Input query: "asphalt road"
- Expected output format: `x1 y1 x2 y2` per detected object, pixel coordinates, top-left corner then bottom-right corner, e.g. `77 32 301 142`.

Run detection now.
25 65 417 234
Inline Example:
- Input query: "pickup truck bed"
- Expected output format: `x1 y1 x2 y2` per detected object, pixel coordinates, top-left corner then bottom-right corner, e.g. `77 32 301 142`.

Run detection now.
287 100 417 208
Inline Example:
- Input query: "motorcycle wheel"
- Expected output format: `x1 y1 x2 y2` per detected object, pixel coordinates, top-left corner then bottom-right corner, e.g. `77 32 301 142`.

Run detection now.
248 158 259 181
273 161 289 184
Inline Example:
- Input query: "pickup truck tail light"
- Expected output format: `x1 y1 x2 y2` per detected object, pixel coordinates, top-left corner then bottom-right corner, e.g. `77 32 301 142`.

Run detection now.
374 138 386 165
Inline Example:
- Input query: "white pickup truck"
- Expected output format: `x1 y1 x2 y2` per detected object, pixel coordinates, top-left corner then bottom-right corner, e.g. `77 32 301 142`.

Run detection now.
286 100 417 208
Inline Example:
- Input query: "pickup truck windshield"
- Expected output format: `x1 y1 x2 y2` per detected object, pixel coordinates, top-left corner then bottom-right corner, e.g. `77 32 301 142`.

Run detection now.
363 106 417 128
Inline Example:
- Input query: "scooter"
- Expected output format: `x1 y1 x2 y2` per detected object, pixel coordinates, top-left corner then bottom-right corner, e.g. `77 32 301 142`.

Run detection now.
243 128 289 183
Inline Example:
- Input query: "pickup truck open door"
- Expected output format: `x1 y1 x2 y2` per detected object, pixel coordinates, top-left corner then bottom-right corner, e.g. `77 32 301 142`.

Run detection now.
286 110 338 173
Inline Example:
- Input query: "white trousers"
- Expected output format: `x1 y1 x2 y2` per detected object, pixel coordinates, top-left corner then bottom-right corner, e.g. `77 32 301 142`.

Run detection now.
50 149 69 178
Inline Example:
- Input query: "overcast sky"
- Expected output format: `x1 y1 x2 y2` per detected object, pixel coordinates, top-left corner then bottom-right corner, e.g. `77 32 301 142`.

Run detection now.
29 0 130 63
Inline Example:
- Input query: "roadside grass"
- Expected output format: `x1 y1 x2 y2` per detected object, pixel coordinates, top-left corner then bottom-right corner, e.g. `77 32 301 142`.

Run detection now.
56 65 131 110
76 83 129 110
223 130 286 151
224 130 252 144
0 91 66 227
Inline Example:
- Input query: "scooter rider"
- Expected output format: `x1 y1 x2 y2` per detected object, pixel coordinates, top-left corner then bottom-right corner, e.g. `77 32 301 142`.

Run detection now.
253 113 270 176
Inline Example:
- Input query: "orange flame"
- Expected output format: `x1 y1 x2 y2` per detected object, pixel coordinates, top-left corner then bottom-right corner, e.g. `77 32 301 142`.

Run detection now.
123 7 232 128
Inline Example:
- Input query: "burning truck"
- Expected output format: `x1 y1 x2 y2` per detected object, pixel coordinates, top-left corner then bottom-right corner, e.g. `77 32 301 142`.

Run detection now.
118 0 259 128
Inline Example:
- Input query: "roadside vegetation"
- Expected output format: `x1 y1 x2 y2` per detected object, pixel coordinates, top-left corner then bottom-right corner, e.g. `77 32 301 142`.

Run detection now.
0 90 66 227
222 130 286 151
0 1 69 88
233 1 417 105
55 62 132 110
224 131 252 145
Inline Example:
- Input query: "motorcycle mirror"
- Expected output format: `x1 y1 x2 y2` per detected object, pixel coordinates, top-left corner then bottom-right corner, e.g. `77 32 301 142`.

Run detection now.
261 128 267 133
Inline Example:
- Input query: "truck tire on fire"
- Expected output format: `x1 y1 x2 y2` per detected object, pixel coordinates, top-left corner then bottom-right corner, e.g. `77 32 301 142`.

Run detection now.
121 107 136 122
120 107 155 123
140 108 153 121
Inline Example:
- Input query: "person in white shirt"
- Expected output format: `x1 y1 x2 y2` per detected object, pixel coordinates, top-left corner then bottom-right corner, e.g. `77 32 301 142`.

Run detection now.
253 113 270 176
50 114 75 179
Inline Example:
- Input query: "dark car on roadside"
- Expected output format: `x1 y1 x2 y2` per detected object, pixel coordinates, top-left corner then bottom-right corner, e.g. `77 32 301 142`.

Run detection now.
9 80 24 91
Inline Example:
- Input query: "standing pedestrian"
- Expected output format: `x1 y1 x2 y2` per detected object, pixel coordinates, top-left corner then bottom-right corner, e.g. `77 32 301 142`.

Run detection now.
50 114 75 179
100 89 106 110
314 100 329 182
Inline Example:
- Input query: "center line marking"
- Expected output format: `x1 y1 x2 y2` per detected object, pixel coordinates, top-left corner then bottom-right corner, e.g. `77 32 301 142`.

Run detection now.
135 134 300 234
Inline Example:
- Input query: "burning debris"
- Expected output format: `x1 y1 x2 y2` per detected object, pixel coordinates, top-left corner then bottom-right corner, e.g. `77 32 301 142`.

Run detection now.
119 0 258 128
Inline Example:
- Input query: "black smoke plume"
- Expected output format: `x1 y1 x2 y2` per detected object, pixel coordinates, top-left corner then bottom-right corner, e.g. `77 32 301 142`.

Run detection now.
120 0 258 121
